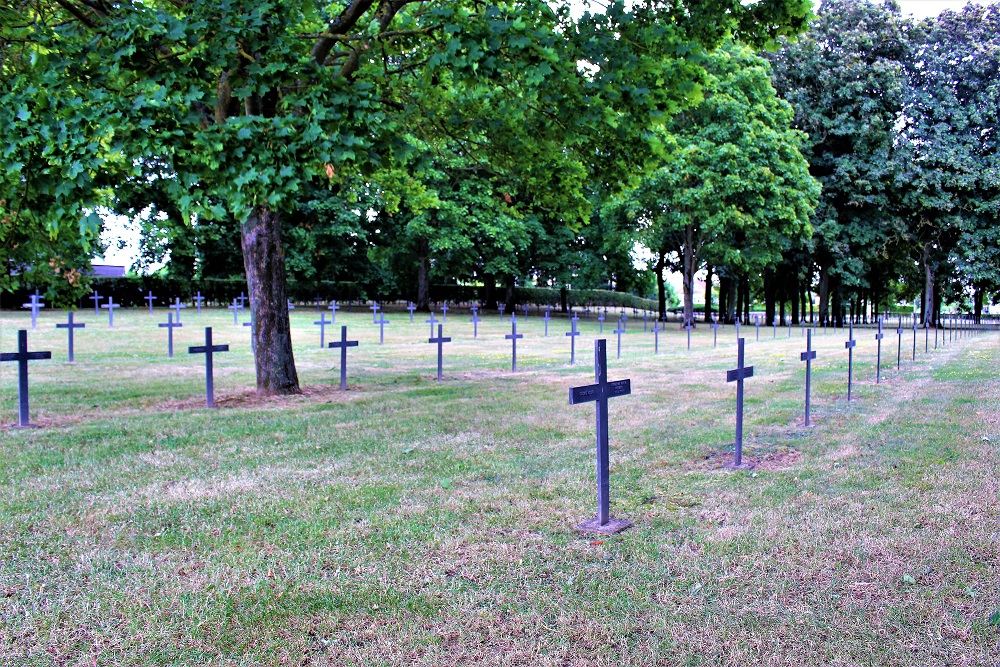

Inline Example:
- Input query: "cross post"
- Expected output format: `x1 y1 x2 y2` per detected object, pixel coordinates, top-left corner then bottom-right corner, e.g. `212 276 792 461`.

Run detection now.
407 301 416 322
228 300 241 325
544 307 551 337
566 314 580 365
426 312 438 339
188 327 229 407
726 338 754 467
712 315 719 348
171 297 187 323
471 308 480 339
1 330 52 427
159 312 183 357
653 321 660 355
800 329 817 426
193 291 205 314
314 312 331 348
89 290 102 315
896 318 903 369
101 297 120 327
506 315 524 371
441 302 449 322
327 325 359 389
498 303 505 318
845 321 857 401
613 321 624 359
598 313 605 334
56 311 85 363
144 290 158 314
22 294 45 329
685 319 692 351
569 338 632 534
875 318 885 383
377 313 389 344
428 324 451 381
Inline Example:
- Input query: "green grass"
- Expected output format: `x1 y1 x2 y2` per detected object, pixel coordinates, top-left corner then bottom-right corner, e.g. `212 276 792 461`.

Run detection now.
1 308 998 665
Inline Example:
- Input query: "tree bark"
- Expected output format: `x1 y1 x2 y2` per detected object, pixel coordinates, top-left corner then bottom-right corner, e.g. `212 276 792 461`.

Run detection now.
240 207 300 395
703 264 713 322
818 265 830 326
681 226 696 325
656 251 667 321
416 238 431 310
922 244 935 327
763 268 776 326
974 285 983 324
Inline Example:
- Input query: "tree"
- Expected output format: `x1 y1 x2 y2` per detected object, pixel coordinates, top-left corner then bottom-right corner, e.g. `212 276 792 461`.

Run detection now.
608 42 818 325
2 0 811 393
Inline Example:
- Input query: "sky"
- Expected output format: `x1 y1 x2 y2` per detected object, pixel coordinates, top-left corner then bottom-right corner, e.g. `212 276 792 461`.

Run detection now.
97 0 990 270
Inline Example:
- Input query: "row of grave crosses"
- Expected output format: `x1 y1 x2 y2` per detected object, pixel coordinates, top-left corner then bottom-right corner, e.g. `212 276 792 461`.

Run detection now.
2 312 988 534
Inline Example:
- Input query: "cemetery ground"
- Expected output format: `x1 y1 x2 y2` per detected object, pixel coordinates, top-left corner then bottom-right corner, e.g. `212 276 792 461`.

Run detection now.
1 308 998 666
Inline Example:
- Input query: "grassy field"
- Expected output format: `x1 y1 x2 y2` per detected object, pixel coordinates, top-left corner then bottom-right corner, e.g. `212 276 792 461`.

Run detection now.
1 306 998 666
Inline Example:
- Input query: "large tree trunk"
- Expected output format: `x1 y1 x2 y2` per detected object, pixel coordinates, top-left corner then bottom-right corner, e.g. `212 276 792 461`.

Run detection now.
790 272 800 324
719 274 730 323
922 244 935 327
703 264 713 322
416 238 431 310
655 251 667 321
974 284 984 324
681 227 696 326
818 265 830 326
763 268 776 326
241 207 300 395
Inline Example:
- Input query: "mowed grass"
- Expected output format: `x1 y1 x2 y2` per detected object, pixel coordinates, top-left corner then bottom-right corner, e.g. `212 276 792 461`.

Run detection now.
1 307 998 666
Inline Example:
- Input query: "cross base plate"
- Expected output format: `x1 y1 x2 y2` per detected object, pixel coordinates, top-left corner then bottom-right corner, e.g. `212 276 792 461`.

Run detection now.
576 516 633 535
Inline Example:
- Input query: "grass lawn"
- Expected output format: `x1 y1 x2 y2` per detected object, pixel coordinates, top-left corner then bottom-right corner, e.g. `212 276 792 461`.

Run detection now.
1 307 998 666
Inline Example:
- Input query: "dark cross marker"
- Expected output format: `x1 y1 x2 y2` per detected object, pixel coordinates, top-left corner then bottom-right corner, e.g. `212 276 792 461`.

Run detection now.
1 330 52 427
618 313 627 333
506 315 524 371
442 302 449 322
328 325 359 390
158 312 182 357
712 315 719 348
875 318 885 384
171 297 187 322
773 317 778 339
376 313 389 344
407 302 416 322
653 320 660 354
101 297 120 327
800 329 817 426
566 314 580 365
89 289 102 315
193 291 205 314
754 314 760 341
788 319 792 338
228 300 241 325
911 319 917 360
569 338 632 535
498 303 506 318
613 321 624 359
188 327 229 408
328 300 340 323
643 312 648 333
726 338 754 467
314 312 331 348
238 291 246 308
896 318 903 369
56 312 85 363
22 294 44 329
845 321 857 402
544 307 551 337
685 319 692 351
243 320 255 353
144 290 158 314
735 320 741 342
598 312 605 334
428 324 451 381
426 311 438 339
522 304 529 318
471 307 480 339
287 299 295 311
925 322 929 353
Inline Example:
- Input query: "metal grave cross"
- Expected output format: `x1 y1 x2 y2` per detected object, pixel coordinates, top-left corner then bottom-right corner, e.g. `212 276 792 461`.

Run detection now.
89 289 102 315
328 325 359 390
613 320 625 359
896 317 903 370
912 319 917 360
726 338 755 467
101 297 120 327
544 307 551 337
441 302 449 322
376 313 389 344
314 312 331 348
56 311 86 363
754 314 760 341
800 329 817 427
471 307 480 339
653 320 660 355
171 297 187 322
498 303 506 318
329 300 340 323
522 303 529 318
925 321 929 353
566 314 580 365
875 318 885 384
287 299 296 311
598 312 605 334
772 317 778 339
22 294 45 329
228 299 241 325
159 312 183 357
643 312 648 333
845 321 857 402
735 320 741 342
144 290 158 314
188 327 229 408
429 324 451 381
238 291 247 308
506 315 524 371
684 319 692 351
193 291 205 314
712 315 719 348
426 311 438 339
407 301 416 322
1 330 52 427
618 313 627 333
569 338 632 534
243 320 256 353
